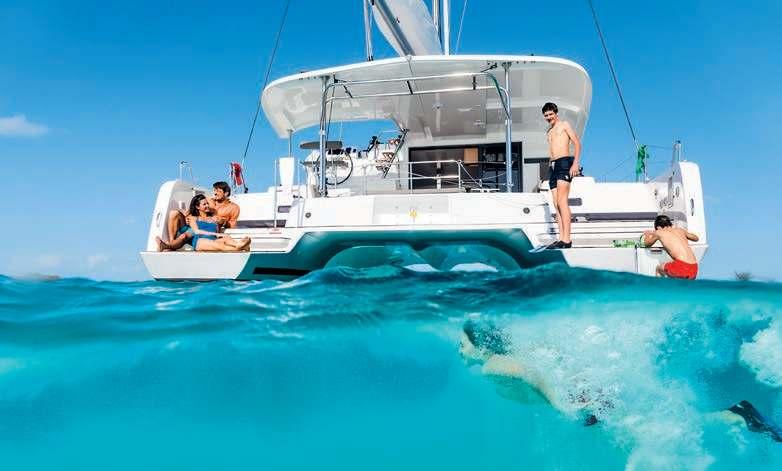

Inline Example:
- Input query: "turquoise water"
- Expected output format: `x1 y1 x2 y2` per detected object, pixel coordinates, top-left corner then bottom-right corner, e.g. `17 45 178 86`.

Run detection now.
1 265 781 470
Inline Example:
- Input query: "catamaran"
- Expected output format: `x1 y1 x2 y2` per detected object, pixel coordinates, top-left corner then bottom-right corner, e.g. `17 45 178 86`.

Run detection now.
141 0 707 280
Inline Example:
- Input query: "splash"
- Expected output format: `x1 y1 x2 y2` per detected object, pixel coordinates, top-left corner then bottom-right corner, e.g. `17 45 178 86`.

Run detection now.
741 320 782 388
0 269 780 469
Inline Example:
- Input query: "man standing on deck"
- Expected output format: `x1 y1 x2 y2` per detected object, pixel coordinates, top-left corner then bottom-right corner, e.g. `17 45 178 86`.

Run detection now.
542 102 581 249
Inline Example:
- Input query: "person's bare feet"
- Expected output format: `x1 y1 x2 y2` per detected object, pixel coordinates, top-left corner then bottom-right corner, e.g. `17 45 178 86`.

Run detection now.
156 236 172 252
240 237 251 251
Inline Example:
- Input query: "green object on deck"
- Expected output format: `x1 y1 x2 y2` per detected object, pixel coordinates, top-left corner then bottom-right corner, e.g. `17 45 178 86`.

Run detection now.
612 239 639 248
635 145 649 181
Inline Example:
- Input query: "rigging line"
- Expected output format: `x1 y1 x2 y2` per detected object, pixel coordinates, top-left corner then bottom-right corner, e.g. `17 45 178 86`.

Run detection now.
586 0 638 149
240 0 292 170
455 0 468 53
599 145 664 180
599 154 635 180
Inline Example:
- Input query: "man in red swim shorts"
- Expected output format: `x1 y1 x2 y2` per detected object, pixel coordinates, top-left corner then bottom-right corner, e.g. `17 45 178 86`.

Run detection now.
642 215 700 280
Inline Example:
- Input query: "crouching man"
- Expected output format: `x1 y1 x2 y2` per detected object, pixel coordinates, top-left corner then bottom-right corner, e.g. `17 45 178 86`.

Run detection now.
642 215 700 279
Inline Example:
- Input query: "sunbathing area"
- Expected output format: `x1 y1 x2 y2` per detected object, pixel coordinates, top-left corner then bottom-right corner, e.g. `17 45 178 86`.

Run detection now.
156 181 250 253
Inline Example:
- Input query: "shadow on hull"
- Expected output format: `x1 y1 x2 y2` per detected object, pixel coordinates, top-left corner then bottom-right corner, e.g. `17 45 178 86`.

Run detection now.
239 229 564 280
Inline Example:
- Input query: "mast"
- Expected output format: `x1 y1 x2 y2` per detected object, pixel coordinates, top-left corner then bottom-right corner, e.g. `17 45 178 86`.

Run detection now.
442 0 450 55
363 0 374 61
370 0 442 56
374 0 415 56
433 0 440 36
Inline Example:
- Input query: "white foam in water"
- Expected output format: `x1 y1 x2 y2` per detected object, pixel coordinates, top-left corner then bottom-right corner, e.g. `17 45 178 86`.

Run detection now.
239 297 275 310
3 271 781 469
740 320 782 388
155 299 183 311
268 330 304 339
449 262 498 273
403 263 439 273
498 308 715 469
135 285 201 295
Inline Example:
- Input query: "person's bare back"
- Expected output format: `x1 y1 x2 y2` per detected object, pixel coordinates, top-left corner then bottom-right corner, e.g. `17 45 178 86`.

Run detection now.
649 227 698 263
643 215 700 279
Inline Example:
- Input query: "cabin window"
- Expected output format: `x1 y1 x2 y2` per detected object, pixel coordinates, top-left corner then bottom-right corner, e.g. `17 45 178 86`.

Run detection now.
408 142 527 192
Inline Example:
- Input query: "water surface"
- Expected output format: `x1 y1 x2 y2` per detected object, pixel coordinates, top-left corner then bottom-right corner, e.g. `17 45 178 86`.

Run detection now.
1 265 781 470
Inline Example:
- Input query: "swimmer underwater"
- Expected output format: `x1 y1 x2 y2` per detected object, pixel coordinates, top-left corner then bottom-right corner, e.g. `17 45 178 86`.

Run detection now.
459 319 782 441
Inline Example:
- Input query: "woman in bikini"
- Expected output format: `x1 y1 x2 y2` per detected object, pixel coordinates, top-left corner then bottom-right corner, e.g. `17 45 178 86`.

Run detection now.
185 194 250 252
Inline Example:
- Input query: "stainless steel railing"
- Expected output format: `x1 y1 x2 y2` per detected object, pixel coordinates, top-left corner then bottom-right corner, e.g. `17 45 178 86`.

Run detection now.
367 159 502 194
317 70 512 196
305 153 508 196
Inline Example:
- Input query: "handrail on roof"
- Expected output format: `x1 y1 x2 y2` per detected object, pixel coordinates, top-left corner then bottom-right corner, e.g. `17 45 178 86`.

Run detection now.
316 70 512 197
321 71 511 121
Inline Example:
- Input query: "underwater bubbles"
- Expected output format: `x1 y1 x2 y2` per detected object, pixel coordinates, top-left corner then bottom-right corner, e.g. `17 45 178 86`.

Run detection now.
0 270 780 469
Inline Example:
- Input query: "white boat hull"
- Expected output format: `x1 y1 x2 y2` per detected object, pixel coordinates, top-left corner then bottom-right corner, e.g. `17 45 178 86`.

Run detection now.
141 162 707 281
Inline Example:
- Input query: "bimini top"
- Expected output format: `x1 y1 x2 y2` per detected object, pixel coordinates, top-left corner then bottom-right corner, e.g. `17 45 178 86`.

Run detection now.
261 55 591 157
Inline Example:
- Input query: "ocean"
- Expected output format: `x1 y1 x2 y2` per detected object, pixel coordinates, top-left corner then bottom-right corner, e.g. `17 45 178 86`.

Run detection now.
1 265 781 470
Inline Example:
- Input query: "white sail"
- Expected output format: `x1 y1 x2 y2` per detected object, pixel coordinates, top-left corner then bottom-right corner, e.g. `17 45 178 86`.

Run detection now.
372 0 442 56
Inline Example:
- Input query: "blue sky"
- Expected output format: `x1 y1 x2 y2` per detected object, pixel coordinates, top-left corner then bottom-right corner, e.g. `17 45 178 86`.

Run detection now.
1 0 779 281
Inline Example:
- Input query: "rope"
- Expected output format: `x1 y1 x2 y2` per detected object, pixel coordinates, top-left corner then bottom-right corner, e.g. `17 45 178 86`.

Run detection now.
240 0 292 172
455 0 468 53
586 0 638 149
599 143 674 181
599 154 635 181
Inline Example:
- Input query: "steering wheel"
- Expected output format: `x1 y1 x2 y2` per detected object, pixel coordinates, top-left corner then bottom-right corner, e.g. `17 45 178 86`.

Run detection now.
314 151 354 186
